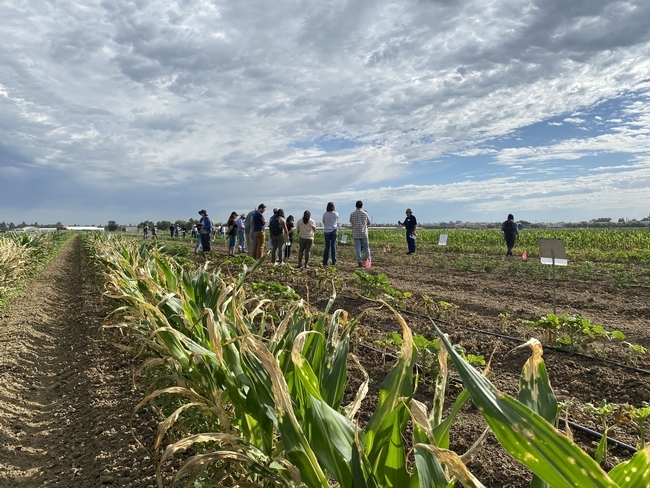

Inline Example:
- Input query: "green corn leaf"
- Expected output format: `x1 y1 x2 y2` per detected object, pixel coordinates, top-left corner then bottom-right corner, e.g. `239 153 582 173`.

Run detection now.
514 339 558 488
608 445 650 487
413 444 484 488
410 400 451 488
365 304 417 454
432 321 620 488
242 335 330 488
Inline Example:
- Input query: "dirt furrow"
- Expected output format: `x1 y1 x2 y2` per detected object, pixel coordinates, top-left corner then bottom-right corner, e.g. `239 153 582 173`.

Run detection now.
0 237 155 487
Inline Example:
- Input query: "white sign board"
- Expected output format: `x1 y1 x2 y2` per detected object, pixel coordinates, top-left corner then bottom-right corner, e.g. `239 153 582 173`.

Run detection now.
539 238 568 266
340 234 348 244
438 234 448 246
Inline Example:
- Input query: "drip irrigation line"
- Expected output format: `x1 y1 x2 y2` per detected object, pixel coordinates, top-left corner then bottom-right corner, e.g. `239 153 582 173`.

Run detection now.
558 419 638 454
355 343 639 455
338 293 650 376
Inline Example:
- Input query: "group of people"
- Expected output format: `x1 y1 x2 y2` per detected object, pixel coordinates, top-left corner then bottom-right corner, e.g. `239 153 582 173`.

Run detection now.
149 205 520 263
206 200 382 268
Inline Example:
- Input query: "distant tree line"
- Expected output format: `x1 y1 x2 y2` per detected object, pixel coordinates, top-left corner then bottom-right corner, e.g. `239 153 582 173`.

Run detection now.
0 221 65 232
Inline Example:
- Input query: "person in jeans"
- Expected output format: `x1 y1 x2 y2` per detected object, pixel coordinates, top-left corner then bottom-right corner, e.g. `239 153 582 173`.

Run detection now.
296 210 316 268
398 208 417 254
269 209 289 265
322 202 340 266
198 209 213 253
236 212 246 252
349 200 371 267
226 211 238 256
252 204 267 259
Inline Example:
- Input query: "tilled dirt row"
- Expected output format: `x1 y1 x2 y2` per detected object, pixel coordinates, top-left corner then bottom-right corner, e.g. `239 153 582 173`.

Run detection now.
0 238 156 487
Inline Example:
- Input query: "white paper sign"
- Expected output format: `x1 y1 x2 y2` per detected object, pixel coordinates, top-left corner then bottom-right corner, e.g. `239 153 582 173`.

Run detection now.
340 234 348 244
438 234 448 246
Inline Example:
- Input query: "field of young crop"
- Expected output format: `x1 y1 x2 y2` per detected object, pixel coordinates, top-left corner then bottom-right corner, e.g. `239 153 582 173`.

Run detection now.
1 228 649 487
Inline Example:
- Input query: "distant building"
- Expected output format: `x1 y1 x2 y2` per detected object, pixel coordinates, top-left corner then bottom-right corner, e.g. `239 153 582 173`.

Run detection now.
65 226 105 232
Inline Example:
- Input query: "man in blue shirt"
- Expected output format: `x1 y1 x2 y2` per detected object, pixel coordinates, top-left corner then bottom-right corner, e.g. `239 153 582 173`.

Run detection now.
398 208 417 254
198 209 213 253
501 213 519 257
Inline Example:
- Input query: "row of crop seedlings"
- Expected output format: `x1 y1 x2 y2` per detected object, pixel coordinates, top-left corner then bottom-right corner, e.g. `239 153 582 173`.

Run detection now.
87 233 650 488
0 232 71 303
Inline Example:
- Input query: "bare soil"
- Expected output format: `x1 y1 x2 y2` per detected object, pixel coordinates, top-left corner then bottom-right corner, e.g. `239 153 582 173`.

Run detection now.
0 238 156 487
2 235 649 488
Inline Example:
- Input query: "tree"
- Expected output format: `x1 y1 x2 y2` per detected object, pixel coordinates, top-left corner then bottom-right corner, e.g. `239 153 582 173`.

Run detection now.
156 220 172 231
8 222 16 230
106 220 119 232
0 222 6 232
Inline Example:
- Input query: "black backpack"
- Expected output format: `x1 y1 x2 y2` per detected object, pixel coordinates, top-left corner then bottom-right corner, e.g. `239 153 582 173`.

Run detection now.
504 220 517 236
269 216 282 236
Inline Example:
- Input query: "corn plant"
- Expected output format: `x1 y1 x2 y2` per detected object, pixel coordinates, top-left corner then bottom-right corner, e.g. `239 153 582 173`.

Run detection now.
432 322 650 487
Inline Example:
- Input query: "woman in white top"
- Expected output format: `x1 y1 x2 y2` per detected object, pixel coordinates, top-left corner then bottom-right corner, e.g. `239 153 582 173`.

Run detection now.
295 210 316 268
322 202 340 266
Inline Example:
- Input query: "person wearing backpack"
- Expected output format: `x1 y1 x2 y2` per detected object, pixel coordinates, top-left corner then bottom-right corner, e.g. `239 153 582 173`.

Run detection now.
269 209 288 265
501 213 519 257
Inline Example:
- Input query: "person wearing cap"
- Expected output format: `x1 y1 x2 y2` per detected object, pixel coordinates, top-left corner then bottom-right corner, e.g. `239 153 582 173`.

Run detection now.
198 209 213 253
252 204 267 259
398 208 418 254
349 200 371 267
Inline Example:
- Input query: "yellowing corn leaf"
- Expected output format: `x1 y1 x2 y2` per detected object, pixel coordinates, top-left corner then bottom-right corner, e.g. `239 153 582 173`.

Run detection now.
433 321 620 488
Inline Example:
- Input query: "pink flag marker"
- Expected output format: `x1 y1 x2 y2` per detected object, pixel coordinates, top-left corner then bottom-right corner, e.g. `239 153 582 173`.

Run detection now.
383 247 386 253
522 250 528 260
365 259 371 269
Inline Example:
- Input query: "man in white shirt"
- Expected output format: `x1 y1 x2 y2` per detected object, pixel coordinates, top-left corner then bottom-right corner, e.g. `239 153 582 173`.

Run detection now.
349 200 371 267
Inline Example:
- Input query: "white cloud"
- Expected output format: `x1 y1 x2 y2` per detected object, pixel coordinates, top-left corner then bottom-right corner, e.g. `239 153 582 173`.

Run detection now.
2 0 650 223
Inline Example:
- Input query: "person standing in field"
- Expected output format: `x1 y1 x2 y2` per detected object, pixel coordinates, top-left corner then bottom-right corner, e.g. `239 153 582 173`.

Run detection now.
322 202 340 266
226 211 238 256
198 209 213 253
194 223 203 252
269 208 289 265
252 204 267 259
285 215 295 260
501 213 519 257
350 200 371 267
296 210 316 268
143 224 149 239
398 208 418 254
236 212 246 252
151 226 157 239
245 208 256 254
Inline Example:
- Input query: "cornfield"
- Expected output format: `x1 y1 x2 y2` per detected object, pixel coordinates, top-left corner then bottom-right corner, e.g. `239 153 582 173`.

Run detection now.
86 234 650 488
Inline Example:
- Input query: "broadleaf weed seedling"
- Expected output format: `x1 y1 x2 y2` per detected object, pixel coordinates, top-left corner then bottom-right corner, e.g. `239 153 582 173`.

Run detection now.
583 400 618 466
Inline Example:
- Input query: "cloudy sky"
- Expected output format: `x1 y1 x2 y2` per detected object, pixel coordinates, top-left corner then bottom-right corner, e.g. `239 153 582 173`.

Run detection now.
2 0 650 226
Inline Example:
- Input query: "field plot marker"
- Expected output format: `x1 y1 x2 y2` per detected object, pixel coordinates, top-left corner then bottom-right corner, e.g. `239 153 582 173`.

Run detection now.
438 234 448 246
538 238 567 315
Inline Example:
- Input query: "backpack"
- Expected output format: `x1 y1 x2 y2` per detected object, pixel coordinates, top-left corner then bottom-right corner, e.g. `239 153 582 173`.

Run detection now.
269 216 282 236
504 220 517 236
